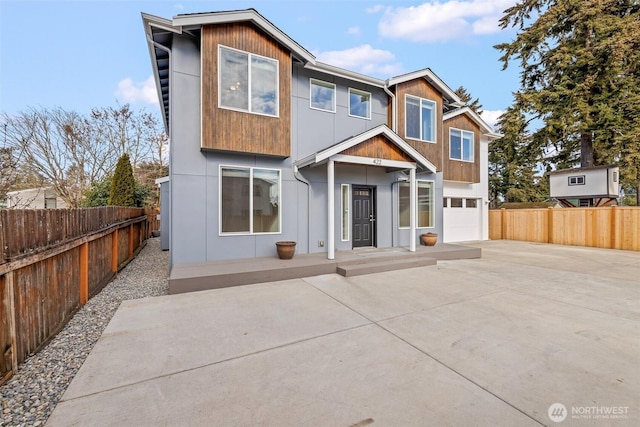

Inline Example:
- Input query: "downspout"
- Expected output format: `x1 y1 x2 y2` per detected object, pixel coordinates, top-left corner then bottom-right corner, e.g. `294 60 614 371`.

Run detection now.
293 165 311 254
383 85 397 132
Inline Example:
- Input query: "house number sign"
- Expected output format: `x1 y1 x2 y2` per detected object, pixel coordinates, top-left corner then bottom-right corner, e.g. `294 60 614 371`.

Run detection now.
373 158 382 165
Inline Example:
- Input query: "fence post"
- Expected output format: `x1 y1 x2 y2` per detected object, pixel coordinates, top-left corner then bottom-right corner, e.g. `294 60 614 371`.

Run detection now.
80 242 89 304
610 205 617 249
6 271 18 376
0 211 5 265
547 207 554 244
128 224 134 260
500 208 507 240
111 229 119 273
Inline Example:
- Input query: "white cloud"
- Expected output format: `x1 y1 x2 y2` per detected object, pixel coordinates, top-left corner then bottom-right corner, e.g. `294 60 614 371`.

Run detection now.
115 75 158 105
347 26 361 36
174 3 184 11
366 5 385 14
315 44 403 77
480 109 504 130
378 0 513 42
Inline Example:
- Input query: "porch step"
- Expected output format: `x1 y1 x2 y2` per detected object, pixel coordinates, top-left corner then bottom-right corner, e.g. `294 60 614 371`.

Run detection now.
336 255 437 277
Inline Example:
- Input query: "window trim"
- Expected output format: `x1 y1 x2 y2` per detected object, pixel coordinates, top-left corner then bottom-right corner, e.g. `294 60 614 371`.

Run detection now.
348 88 372 120
398 179 435 229
217 45 280 118
310 78 336 113
341 184 350 241
219 165 282 236
449 127 475 162
404 94 437 143
568 175 586 186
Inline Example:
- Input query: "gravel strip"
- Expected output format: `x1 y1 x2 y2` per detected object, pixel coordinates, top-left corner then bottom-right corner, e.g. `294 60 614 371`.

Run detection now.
1 237 169 427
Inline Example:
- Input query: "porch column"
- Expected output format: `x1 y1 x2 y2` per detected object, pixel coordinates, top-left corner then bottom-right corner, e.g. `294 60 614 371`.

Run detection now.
327 159 335 260
410 167 416 252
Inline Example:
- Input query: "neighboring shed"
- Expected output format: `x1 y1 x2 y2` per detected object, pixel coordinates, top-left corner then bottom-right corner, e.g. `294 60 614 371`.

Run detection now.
6 187 68 209
548 166 619 207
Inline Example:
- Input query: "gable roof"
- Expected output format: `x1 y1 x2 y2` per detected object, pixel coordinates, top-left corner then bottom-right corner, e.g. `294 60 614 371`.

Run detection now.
443 107 502 139
142 9 317 130
387 69 463 108
172 9 315 64
295 125 437 173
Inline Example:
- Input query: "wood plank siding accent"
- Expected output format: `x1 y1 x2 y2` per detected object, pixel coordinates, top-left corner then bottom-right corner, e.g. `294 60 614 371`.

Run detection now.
394 80 443 171
202 23 291 157
443 114 481 183
340 135 413 162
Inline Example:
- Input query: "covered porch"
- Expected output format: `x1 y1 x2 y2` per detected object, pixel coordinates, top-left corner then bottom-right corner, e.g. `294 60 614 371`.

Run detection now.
295 125 438 260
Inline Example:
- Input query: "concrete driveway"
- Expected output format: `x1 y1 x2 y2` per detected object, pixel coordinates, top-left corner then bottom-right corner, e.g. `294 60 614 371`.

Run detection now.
47 241 639 426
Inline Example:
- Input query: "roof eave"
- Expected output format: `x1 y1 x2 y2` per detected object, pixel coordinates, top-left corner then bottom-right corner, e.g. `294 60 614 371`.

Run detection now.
173 9 315 64
387 69 462 106
304 62 386 88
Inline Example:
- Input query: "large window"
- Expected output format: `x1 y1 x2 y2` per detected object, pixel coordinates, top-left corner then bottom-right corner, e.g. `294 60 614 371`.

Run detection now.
398 180 434 228
450 128 474 162
219 46 278 116
310 79 336 112
220 166 281 234
405 95 436 142
349 88 371 119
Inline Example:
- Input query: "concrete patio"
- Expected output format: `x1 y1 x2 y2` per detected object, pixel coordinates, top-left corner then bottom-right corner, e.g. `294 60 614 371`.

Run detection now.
47 240 639 426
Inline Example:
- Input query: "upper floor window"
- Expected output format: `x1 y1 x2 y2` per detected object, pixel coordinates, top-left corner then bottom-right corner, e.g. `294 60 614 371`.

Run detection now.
450 128 474 162
349 88 371 119
218 46 278 117
405 95 436 143
310 79 336 112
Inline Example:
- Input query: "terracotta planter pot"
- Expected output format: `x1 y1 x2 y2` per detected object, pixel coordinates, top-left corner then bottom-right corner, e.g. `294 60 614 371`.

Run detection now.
275 241 296 259
420 233 438 246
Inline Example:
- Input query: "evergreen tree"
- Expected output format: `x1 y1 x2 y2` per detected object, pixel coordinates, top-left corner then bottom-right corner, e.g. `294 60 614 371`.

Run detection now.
109 153 136 207
495 0 640 203
454 86 483 115
489 102 548 206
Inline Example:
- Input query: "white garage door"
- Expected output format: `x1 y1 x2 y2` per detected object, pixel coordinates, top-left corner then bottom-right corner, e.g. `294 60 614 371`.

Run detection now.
443 197 482 243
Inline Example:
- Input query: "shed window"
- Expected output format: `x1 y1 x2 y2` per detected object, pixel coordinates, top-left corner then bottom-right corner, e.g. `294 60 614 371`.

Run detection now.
568 175 585 186
219 46 278 116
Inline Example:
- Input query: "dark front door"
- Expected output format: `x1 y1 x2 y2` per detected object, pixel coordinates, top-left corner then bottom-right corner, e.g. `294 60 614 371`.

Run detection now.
352 186 375 247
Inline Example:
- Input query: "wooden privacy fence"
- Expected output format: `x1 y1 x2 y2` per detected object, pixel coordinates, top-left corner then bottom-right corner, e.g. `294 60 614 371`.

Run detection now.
489 206 640 251
0 207 159 385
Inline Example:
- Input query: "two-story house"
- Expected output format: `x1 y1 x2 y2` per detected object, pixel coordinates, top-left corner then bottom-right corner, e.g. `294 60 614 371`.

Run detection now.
142 9 499 279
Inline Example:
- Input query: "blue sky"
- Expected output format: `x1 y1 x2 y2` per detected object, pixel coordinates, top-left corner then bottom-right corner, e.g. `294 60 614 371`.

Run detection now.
0 0 521 128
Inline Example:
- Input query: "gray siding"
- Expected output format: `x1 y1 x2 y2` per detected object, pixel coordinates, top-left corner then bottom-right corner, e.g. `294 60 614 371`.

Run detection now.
168 34 442 267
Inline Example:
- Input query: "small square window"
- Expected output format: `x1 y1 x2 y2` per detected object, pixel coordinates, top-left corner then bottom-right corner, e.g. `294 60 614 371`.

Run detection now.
348 88 371 119
450 128 474 162
310 79 336 112
466 199 477 208
450 198 463 208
